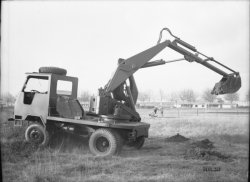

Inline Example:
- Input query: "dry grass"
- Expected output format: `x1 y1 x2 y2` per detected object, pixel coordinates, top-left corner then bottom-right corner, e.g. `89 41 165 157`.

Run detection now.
0 107 249 182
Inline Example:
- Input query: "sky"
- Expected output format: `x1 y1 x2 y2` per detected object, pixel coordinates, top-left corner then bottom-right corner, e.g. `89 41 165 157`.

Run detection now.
1 0 249 100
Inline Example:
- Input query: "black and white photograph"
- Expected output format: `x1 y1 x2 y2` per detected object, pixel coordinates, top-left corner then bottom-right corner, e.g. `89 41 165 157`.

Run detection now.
0 0 249 181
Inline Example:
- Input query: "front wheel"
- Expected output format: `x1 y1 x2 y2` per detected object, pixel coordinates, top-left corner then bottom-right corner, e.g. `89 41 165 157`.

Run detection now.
25 124 49 146
89 129 122 156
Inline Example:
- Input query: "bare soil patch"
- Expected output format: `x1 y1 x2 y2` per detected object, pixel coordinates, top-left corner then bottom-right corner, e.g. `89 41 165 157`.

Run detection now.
185 139 232 162
165 133 190 142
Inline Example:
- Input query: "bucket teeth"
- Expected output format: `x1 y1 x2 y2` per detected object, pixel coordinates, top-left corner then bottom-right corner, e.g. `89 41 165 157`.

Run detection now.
211 75 241 95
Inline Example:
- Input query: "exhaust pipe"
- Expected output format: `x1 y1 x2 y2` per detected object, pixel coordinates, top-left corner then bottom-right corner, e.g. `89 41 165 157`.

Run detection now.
211 74 241 95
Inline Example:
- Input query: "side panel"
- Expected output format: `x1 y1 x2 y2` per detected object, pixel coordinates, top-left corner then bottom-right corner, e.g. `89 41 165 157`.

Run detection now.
48 74 80 117
14 92 50 123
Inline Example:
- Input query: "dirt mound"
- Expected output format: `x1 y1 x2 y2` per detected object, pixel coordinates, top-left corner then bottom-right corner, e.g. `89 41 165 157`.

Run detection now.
191 139 214 149
165 133 190 142
185 139 232 162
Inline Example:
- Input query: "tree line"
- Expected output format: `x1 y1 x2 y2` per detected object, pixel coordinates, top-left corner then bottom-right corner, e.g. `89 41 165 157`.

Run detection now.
0 88 248 105
138 88 247 104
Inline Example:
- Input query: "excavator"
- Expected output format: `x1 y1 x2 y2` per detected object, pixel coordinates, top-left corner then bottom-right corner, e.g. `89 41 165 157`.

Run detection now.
98 27 241 122
10 28 241 156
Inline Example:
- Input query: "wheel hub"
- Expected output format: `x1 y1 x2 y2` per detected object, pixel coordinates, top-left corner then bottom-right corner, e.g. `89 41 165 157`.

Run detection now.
96 137 110 152
30 129 42 142
102 141 108 147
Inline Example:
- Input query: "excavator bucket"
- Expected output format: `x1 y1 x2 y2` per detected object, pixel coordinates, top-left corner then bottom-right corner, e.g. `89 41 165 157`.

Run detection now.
211 74 241 95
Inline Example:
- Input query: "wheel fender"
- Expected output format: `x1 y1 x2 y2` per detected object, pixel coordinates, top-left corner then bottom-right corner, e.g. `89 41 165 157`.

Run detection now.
24 115 46 127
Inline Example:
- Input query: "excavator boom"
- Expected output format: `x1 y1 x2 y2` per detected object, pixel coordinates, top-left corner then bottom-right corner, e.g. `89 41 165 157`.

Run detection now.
105 28 241 95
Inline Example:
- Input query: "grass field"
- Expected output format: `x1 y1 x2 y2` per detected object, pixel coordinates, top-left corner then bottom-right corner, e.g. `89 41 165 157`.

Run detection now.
0 107 249 182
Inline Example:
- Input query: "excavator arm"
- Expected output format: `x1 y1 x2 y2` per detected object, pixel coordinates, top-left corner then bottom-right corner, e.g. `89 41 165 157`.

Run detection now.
98 28 241 122
105 28 241 95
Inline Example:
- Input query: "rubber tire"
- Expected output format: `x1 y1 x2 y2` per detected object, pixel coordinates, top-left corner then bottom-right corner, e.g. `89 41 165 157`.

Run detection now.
89 129 122 157
128 136 145 149
25 124 49 147
113 131 123 155
39 67 67 75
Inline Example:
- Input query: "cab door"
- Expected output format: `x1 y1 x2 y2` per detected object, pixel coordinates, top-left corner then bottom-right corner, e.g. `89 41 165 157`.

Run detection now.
14 75 50 122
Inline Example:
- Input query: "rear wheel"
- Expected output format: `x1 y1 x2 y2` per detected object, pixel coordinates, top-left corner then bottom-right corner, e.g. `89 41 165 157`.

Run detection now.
89 129 122 156
128 136 145 149
113 131 123 154
25 124 49 146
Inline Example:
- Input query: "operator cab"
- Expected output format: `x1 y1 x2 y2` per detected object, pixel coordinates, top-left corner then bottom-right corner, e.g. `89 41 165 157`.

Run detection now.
14 70 84 124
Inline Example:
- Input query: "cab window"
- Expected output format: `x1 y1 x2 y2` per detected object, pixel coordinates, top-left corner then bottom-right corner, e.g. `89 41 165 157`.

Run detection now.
23 76 49 94
57 80 72 95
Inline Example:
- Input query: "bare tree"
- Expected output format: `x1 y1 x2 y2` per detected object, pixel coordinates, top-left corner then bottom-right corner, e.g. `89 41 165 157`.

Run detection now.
138 91 151 102
179 89 197 102
2 92 15 106
224 92 239 103
169 92 179 102
159 89 166 102
216 97 224 104
147 90 154 102
202 88 217 103
78 90 91 102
